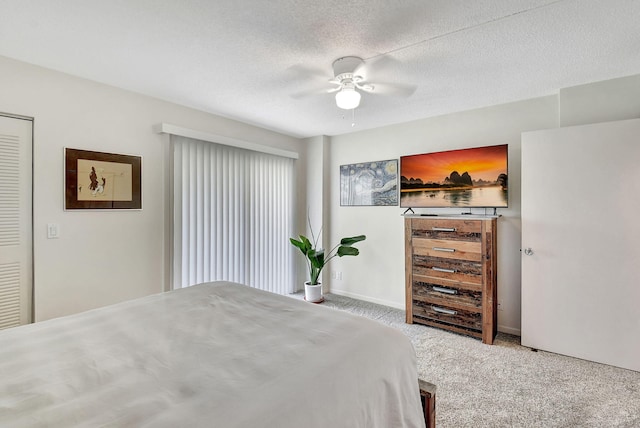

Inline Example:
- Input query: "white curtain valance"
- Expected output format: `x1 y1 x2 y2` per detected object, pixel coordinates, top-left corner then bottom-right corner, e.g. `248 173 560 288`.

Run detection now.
156 123 299 159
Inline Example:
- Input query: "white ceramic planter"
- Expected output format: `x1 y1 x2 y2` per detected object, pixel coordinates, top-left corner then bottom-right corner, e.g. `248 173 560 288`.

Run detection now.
304 282 324 303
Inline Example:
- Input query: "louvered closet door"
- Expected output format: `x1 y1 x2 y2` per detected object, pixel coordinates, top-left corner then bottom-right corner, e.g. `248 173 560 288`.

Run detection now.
0 115 32 329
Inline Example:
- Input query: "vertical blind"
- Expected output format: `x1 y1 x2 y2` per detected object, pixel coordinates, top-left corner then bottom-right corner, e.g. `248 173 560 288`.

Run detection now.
172 135 295 294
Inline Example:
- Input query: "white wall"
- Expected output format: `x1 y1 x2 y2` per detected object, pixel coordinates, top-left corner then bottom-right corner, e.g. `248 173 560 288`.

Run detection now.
297 135 331 289
326 73 640 335
328 97 558 335
559 74 640 127
0 55 304 321
3 51 638 332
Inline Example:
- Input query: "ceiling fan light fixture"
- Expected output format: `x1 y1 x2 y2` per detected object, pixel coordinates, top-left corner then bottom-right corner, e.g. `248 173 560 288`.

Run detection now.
335 87 361 110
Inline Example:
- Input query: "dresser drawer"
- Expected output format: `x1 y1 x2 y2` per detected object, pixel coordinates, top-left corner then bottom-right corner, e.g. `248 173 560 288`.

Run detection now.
412 255 483 285
412 300 482 332
410 218 482 242
412 280 482 311
412 237 482 261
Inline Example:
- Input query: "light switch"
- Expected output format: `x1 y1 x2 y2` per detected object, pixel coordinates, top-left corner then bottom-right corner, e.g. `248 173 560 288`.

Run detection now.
47 223 60 239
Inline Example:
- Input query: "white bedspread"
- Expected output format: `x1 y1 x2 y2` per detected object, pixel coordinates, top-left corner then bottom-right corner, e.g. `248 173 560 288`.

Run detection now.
0 281 425 428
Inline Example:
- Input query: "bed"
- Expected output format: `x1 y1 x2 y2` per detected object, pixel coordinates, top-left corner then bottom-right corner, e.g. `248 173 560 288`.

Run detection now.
0 281 434 427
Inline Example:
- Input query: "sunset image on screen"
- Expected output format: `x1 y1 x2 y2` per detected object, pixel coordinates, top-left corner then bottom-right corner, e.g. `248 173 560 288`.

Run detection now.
400 144 508 208
402 145 507 183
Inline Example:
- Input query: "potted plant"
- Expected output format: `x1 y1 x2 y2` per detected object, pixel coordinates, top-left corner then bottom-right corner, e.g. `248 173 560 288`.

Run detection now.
290 228 366 303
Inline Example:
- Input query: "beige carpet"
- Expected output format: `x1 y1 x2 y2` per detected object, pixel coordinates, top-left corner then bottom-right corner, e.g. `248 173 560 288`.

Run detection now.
311 292 640 428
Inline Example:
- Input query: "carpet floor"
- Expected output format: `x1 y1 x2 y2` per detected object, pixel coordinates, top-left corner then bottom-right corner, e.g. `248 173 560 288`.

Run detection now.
309 292 640 428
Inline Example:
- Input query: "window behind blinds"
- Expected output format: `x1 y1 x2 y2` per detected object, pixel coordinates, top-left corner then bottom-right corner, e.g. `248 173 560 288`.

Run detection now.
172 135 294 294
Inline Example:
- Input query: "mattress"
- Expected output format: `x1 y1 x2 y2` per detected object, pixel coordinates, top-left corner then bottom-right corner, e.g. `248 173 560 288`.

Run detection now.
0 281 426 427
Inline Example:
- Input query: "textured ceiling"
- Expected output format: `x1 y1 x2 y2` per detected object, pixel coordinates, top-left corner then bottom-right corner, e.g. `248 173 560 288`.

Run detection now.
0 0 639 138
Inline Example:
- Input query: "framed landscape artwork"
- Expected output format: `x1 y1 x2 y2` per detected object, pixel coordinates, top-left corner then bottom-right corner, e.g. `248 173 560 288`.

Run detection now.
340 159 398 206
65 148 142 210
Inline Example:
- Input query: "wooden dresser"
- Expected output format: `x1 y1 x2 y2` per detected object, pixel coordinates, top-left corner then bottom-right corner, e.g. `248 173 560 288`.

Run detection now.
405 215 498 344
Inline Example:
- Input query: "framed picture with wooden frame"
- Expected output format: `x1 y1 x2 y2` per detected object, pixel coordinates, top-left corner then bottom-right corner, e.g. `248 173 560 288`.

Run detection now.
64 148 142 210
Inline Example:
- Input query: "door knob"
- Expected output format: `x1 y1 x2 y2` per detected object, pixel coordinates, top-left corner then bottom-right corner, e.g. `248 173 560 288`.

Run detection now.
523 248 534 256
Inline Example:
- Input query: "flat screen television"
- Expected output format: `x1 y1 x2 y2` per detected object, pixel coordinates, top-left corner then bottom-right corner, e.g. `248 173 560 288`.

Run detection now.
400 144 508 208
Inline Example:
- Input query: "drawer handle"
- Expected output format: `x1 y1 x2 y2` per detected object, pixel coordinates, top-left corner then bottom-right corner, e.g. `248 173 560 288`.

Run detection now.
432 267 456 273
433 247 455 252
433 286 457 295
431 227 456 232
432 306 457 315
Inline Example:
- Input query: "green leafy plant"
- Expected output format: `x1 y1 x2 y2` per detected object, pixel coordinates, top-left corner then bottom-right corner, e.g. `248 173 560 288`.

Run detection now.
290 225 366 285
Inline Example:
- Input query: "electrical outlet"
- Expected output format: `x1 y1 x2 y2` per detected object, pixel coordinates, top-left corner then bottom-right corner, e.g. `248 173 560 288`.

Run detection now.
498 299 504 311
336 272 342 280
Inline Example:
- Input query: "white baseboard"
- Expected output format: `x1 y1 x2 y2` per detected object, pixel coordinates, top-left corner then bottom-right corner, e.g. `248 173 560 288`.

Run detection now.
329 289 404 310
498 325 521 336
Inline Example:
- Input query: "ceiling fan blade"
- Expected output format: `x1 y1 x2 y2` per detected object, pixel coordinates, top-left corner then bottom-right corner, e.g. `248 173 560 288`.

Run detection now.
354 81 375 93
355 54 403 80
285 64 332 99
370 81 417 97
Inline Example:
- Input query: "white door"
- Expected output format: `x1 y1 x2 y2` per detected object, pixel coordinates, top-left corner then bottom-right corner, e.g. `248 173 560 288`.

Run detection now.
0 114 33 329
521 118 640 372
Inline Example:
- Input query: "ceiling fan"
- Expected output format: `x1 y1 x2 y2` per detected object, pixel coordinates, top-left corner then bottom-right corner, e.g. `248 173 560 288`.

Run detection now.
290 55 417 110
329 56 373 110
